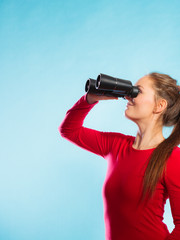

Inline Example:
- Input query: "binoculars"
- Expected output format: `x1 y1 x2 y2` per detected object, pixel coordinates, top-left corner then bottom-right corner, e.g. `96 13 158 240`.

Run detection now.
85 73 139 98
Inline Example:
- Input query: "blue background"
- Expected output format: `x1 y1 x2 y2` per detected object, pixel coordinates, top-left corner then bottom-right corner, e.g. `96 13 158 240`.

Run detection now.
1 0 180 239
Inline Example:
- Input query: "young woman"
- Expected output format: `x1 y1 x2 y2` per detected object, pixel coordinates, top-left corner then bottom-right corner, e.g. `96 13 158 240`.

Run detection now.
59 72 180 240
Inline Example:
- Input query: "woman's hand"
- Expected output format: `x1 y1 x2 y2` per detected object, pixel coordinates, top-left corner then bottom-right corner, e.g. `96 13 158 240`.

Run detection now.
86 93 118 104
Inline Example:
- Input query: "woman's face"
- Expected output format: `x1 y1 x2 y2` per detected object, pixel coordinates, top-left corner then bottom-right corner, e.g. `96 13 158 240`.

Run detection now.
125 75 157 123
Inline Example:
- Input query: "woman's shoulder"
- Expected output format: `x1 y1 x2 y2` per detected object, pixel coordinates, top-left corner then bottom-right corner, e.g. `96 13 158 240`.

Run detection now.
104 131 135 144
164 146 180 185
165 146 180 172
170 146 180 157
104 131 134 138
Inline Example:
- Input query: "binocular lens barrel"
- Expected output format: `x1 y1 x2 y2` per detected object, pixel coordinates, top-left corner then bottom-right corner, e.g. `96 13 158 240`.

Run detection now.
96 74 132 92
85 78 121 97
85 79 99 95
85 73 139 98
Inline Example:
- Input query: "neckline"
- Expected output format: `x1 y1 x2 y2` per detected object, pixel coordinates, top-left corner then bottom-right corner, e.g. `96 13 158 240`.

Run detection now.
130 139 156 152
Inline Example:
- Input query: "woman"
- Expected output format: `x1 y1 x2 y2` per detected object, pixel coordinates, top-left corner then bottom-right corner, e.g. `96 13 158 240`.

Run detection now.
59 72 180 240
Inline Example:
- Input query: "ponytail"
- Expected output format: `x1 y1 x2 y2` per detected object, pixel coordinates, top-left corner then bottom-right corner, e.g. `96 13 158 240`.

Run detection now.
140 72 180 202
141 117 180 201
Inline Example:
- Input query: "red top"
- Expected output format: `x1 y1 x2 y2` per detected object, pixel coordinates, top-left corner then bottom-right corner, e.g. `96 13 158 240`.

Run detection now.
59 95 180 240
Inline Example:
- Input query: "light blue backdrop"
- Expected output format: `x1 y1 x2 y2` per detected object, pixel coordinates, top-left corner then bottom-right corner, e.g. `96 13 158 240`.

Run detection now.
0 0 180 239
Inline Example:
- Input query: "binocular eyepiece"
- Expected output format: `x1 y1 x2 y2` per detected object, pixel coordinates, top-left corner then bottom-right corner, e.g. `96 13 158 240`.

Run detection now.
85 73 139 98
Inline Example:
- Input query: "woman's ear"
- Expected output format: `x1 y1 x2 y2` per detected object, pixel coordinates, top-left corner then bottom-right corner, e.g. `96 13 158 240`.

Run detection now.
154 98 167 114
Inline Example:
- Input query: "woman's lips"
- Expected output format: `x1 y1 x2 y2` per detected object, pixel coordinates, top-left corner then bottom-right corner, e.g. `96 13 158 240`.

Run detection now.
127 102 134 106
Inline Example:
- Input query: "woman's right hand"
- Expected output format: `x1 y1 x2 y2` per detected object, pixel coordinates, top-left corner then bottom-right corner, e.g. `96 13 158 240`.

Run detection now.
86 93 118 104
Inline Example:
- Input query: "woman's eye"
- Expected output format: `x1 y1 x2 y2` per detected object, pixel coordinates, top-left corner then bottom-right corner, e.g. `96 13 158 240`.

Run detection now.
138 88 142 93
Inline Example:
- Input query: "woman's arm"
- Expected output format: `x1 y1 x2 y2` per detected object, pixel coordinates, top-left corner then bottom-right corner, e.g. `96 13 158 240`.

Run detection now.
164 148 180 239
59 94 120 158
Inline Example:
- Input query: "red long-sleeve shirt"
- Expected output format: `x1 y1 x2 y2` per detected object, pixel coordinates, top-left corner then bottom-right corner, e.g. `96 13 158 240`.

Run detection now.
59 95 180 240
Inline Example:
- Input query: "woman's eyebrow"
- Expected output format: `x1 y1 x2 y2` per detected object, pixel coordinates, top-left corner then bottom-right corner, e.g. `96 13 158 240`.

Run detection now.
137 85 144 89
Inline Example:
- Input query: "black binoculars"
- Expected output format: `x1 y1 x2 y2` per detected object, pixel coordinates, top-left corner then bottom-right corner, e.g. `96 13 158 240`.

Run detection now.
85 73 139 98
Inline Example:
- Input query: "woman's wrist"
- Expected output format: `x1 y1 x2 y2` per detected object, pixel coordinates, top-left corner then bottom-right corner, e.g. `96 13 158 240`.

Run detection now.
86 93 118 104
86 94 99 104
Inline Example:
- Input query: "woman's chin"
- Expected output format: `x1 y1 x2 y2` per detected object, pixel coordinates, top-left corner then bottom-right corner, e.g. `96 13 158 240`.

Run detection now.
125 110 135 121
125 109 130 118
125 112 131 120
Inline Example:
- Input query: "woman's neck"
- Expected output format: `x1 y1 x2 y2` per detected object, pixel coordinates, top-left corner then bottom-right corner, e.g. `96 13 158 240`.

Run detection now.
133 123 165 150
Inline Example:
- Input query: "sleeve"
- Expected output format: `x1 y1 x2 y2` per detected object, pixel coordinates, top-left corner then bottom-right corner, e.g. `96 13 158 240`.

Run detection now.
59 94 126 158
164 150 180 240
